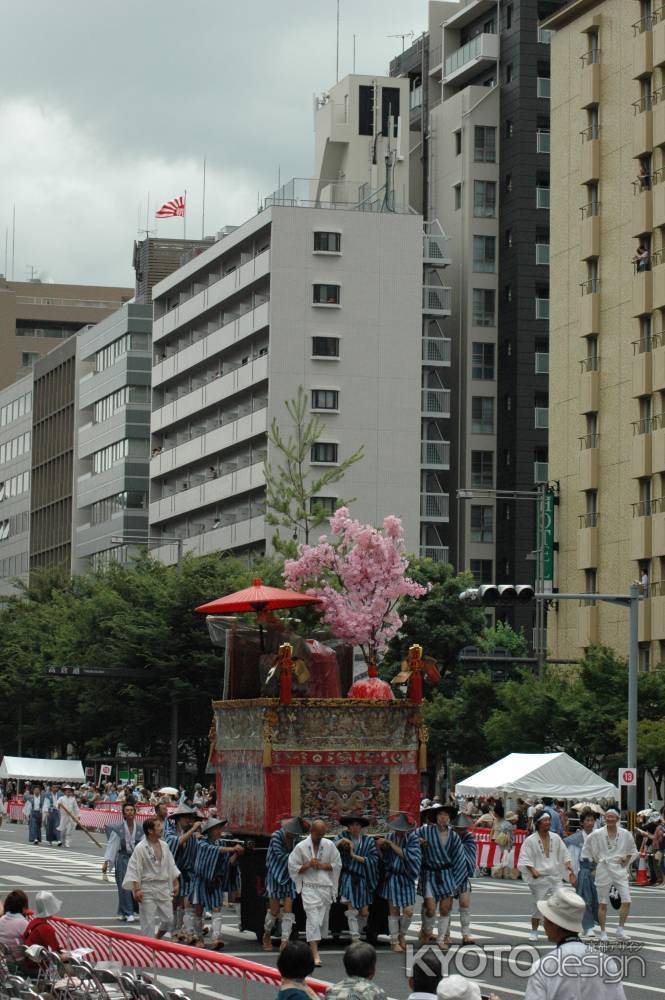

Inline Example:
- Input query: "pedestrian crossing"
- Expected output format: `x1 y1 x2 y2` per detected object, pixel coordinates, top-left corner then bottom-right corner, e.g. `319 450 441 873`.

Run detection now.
0 842 110 887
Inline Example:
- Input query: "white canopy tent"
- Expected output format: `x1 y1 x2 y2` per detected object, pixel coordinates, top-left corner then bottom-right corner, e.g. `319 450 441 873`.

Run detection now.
0 756 85 784
455 752 618 801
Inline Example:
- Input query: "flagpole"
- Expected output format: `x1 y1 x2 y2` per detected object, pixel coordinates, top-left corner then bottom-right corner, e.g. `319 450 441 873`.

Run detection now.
201 158 206 239
183 189 187 240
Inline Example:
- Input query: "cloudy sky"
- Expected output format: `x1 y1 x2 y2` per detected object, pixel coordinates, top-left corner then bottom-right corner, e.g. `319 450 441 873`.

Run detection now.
0 0 436 289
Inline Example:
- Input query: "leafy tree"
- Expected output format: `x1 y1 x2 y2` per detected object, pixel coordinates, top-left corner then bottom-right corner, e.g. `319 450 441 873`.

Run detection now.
477 620 529 658
263 386 364 556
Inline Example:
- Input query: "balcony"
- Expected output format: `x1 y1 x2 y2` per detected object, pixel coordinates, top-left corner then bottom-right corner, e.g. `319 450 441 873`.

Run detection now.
423 336 451 366
420 492 450 521
633 23 654 79
654 338 665 391
631 508 653 560
652 250 665 309
421 440 451 469
633 346 653 397
633 269 653 316
422 387 451 417
423 233 451 266
632 186 653 236
580 212 600 259
579 440 599 491
632 428 653 478
580 58 600 108
419 545 450 564
443 32 499 86
577 520 599 569
150 460 265 525
633 105 653 158
577 604 599 647
423 285 452 316
151 514 266 565
580 132 600 183
534 461 549 483
652 506 665 555
655 16 665 67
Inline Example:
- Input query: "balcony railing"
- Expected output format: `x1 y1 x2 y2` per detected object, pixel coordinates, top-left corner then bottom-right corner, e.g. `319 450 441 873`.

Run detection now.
421 440 451 468
410 86 423 110
632 414 662 434
580 124 600 141
633 337 653 355
580 277 600 295
423 285 452 314
535 407 549 429
579 511 600 527
419 545 450 563
580 356 600 373
537 77 551 99
536 187 551 209
580 201 601 219
580 48 601 66
444 33 497 78
535 352 549 374
420 492 450 520
537 130 551 154
422 336 451 365
534 461 549 483
423 233 451 265
536 243 550 265
633 499 653 517
538 26 552 44
422 388 452 417
633 93 655 115
579 433 600 449
535 297 550 320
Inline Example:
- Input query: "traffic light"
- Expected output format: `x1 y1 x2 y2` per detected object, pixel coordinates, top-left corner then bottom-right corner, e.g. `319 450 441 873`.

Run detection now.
459 584 535 606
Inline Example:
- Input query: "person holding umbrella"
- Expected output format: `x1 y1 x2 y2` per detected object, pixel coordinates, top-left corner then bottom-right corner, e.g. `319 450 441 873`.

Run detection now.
335 815 379 943
376 813 422 953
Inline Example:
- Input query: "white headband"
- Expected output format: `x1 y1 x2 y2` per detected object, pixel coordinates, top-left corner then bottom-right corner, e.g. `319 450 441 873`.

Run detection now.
605 808 620 817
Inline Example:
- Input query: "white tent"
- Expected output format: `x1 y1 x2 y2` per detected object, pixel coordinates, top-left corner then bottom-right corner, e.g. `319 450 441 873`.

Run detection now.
455 752 618 801
0 756 85 784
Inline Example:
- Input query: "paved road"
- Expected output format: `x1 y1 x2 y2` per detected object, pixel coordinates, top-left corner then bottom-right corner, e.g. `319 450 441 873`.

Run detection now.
1 820 664 999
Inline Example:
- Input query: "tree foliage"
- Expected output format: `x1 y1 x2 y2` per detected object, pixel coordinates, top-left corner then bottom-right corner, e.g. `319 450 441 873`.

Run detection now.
263 387 364 557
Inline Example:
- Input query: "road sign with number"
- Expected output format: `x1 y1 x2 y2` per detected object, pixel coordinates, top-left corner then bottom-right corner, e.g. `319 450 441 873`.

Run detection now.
619 768 637 786
99 764 112 776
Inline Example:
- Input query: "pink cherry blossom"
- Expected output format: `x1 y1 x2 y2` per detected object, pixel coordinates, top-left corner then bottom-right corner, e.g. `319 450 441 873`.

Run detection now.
284 507 429 667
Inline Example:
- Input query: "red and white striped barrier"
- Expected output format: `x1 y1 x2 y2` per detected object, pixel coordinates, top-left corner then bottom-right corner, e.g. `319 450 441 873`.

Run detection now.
8 801 206 829
471 827 526 867
51 917 327 993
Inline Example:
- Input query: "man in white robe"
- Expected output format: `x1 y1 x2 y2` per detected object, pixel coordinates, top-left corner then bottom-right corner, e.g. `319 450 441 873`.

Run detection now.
123 817 180 938
57 785 81 848
581 807 638 941
288 819 341 966
518 810 575 941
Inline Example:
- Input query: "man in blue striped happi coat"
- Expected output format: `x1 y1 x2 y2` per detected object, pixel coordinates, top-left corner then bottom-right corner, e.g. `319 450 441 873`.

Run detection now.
166 804 203 944
263 816 307 951
335 815 379 943
376 812 422 953
194 816 246 949
416 803 468 949
450 812 478 945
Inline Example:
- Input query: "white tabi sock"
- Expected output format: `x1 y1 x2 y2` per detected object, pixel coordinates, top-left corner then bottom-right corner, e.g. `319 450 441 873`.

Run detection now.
459 907 472 937
183 910 195 934
399 913 413 937
388 916 400 942
346 908 360 938
264 911 277 932
193 914 204 938
358 913 368 935
174 909 184 932
210 913 223 940
422 914 436 936
437 914 450 944
281 912 295 942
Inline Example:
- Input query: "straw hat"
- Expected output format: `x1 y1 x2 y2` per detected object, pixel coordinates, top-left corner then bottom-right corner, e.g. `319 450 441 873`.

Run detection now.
35 891 62 918
436 975 482 1000
201 816 228 834
387 812 415 832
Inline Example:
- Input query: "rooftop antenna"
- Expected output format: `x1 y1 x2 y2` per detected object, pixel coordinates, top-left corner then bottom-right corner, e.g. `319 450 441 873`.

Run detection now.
388 31 414 53
11 203 15 280
25 264 40 282
3 226 7 278
336 0 340 81
137 191 156 241
353 33 356 73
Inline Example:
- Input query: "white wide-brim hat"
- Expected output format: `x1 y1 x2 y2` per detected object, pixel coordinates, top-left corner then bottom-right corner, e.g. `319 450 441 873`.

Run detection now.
436 975 481 1000
537 887 585 934
35 891 63 918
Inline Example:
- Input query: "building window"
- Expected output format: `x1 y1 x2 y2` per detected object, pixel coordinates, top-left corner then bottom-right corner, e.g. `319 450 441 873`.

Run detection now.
472 397 495 434
505 228 513 249
313 232 342 253
473 180 496 217
505 173 513 192
537 129 551 153
537 76 551 99
313 284 341 305
471 559 493 584
311 442 338 464
381 86 400 137
506 4 513 29
310 497 337 515
471 450 494 488
453 184 462 210
311 389 339 410
473 126 496 163
506 63 514 83
312 336 340 358
471 506 494 543
505 119 514 138
473 236 496 272
536 185 550 209
535 291 550 320
358 84 374 136
472 289 496 327
454 130 462 156
472 342 495 379
536 242 550 265
538 26 552 44
21 352 39 368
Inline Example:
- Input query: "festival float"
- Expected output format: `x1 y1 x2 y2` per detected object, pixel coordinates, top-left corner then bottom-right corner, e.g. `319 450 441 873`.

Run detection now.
194 508 439 939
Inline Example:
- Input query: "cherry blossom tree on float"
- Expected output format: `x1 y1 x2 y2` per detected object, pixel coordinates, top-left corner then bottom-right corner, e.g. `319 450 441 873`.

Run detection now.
283 507 429 697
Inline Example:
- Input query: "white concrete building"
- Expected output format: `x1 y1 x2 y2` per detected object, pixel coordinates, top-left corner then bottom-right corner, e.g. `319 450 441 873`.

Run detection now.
0 374 32 598
148 198 424 563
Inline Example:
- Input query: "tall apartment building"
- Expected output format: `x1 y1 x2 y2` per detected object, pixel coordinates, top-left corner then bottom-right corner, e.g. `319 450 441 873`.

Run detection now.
0 375 33 597
0 278 132 390
545 0 664 665
73 303 152 573
391 0 564 643
148 114 424 564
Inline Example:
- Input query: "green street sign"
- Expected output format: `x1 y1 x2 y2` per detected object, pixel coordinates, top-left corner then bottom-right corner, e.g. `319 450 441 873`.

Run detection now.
543 490 555 591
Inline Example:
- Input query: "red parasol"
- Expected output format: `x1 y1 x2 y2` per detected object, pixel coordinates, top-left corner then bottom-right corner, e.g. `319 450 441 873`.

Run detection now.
195 579 322 615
